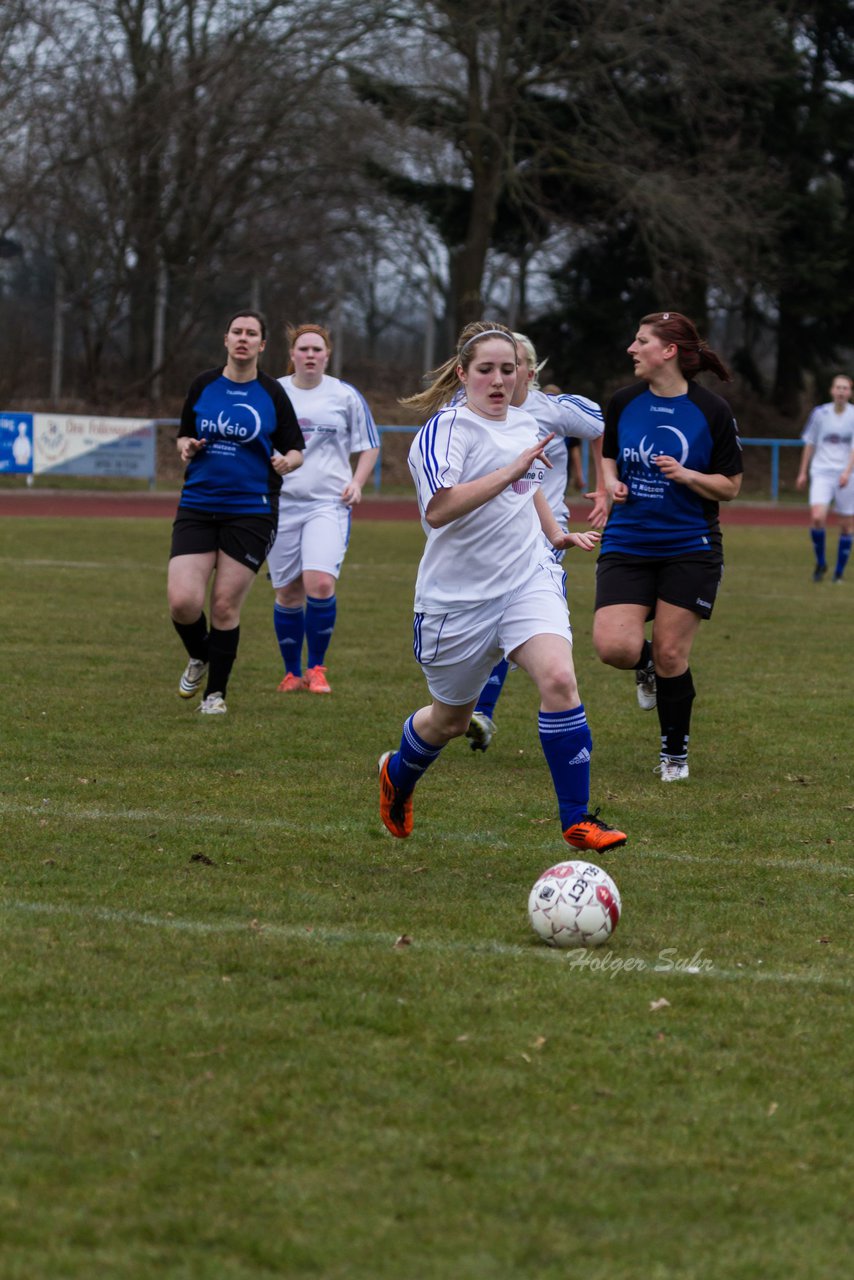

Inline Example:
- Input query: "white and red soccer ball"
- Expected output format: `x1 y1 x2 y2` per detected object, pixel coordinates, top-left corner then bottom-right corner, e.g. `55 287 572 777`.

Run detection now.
528 861 621 948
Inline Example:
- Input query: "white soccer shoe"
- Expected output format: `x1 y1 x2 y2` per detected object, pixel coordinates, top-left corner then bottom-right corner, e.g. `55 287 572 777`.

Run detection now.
198 693 227 715
466 711 496 752
635 660 657 710
179 657 208 699
654 758 689 782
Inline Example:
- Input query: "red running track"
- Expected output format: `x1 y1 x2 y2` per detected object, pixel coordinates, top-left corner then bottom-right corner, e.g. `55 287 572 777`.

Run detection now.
0 489 809 525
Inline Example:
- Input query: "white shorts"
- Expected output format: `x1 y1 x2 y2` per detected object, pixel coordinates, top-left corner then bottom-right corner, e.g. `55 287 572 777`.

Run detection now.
267 501 352 587
413 560 572 705
809 470 854 516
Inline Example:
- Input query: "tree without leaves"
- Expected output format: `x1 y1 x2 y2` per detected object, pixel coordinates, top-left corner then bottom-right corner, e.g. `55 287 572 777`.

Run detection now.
2 1 851 411
351 0 601 332
18 0 387 401
756 1 854 412
349 0 786 347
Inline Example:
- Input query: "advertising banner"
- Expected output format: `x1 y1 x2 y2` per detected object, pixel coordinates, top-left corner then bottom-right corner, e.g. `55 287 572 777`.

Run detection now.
0 412 35 474
31 414 156 480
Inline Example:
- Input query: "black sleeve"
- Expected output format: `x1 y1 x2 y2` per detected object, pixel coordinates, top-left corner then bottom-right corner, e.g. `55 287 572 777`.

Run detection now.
689 384 743 476
260 372 306 454
178 369 221 439
603 383 647 459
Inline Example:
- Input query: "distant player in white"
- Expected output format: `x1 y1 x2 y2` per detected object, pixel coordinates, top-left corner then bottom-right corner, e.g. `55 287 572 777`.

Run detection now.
796 373 854 582
466 331 608 751
377 321 626 855
268 324 379 693
12 422 32 467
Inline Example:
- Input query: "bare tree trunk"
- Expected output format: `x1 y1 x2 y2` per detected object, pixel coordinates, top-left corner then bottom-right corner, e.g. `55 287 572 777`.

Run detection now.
332 297 344 377
50 267 64 404
423 272 436 373
773 295 805 417
151 258 168 406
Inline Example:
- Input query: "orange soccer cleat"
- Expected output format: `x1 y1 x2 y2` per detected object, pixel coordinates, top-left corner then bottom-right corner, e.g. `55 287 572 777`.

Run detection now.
378 751 413 838
563 807 627 853
303 665 332 694
277 672 304 693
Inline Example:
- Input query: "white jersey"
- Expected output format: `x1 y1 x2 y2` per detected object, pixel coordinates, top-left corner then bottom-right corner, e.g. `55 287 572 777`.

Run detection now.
408 403 550 612
276 374 378 505
521 389 603 525
801 402 854 475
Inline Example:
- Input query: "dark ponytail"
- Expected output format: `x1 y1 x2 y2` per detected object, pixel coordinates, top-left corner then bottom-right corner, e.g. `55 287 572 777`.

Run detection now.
640 311 732 383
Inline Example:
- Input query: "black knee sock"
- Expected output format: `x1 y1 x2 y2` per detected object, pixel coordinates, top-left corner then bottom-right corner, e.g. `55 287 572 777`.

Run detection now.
173 613 209 661
656 669 696 761
206 625 240 698
634 638 653 671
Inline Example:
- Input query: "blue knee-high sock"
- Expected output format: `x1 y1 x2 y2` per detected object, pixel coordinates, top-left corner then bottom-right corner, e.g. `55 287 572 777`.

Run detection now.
811 528 827 569
474 659 509 718
834 534 852 578
387 715 446 796
273 603 305 676
306 594 336 668
538 706 592 831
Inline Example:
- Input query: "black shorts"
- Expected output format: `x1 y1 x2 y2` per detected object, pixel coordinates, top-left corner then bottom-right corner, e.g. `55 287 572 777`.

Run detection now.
595 551 724 620
170 507 278 574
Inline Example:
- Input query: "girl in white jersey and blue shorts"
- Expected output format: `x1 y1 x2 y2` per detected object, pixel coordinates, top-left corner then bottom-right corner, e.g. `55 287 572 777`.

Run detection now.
377 321 627 855
593 311 742 782
795 374 854 583
268 324 380 694
465 330 608 752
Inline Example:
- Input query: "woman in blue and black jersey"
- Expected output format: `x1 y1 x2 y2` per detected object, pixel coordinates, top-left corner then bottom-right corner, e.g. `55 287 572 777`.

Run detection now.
592 311 742 782
168 311 305 715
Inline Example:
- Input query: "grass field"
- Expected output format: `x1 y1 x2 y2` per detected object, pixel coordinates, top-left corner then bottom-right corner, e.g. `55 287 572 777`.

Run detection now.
1 516 851 1280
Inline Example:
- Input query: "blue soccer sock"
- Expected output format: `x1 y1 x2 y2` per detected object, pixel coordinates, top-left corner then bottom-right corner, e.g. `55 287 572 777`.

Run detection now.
306 594 337 668
538 706 592 831
387 715 446 797
474 659 509 718
811 528 827 569
834 533 852 579
273 603 305 676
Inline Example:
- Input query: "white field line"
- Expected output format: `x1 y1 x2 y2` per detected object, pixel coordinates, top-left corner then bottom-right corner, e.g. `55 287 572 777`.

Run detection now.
1 558 396 574
2 799 851 877
0 557 160 571
1 898 849 990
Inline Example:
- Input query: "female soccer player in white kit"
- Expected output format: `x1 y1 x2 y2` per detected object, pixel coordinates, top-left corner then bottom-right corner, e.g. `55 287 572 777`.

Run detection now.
268 324 380 693
378 321 627 854
796 374 854 583
466 330 607 751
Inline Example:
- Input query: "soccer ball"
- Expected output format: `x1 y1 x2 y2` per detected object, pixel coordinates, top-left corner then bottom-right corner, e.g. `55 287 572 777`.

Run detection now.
528 861 621 949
